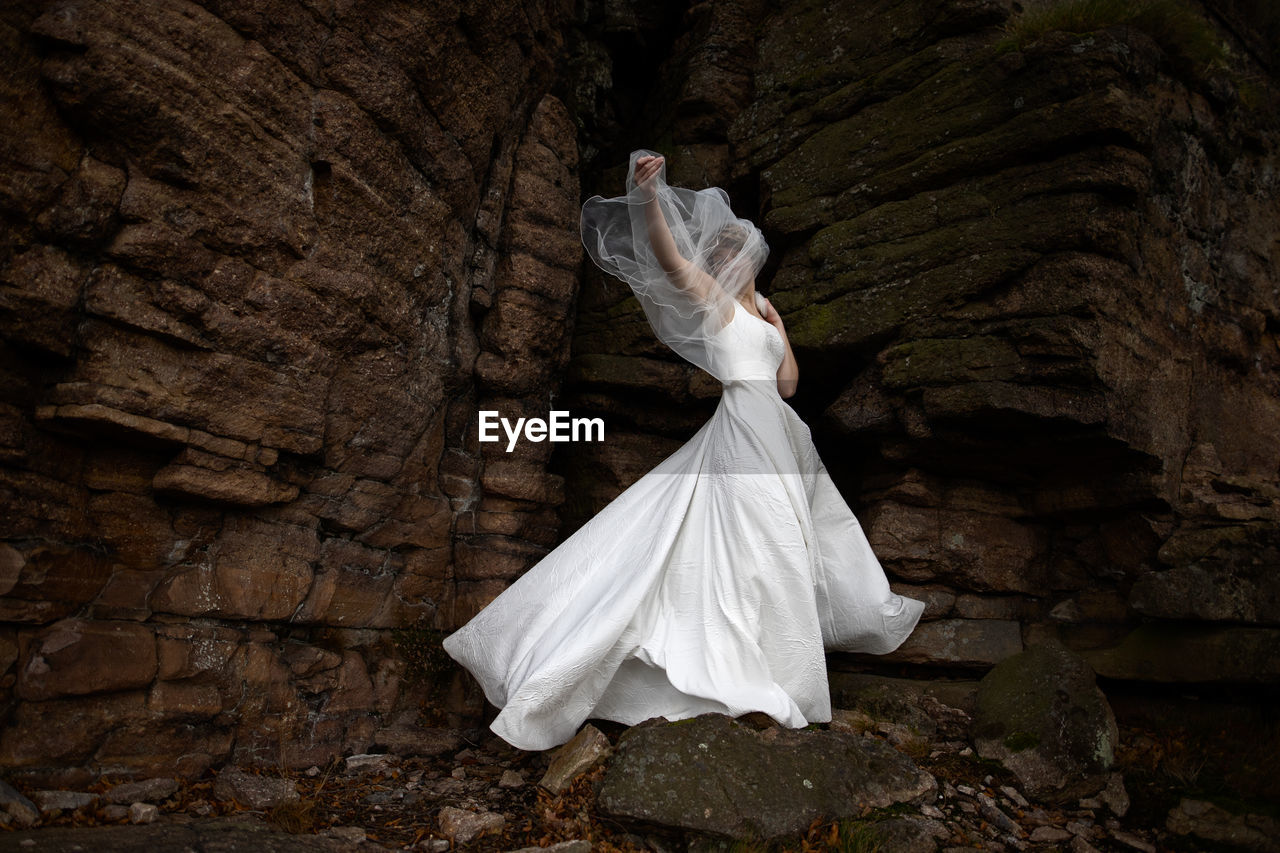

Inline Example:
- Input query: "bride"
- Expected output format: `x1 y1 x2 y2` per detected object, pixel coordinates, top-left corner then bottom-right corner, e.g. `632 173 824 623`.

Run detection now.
442 150 925 752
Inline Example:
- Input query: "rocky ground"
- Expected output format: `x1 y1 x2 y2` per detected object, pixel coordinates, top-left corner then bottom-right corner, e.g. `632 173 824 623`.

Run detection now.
2 692 1276 853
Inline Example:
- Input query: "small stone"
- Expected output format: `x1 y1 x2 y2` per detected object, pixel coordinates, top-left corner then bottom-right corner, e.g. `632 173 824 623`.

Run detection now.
305 766 321 777
106 777 179 804
129 802 158 823
1070 836 1102 853
451 767 466 780
1030 826 1074 842
1000 785 1029 807
344 753 395 774
1066 819 1095 837
102 804 130 820
0 780 38 827
322 826 367 843
498 770 524 788
977 792 1021 835
1002 833 1029 851
1024 806 1053 825
31 790 99 814
539 724 612 794
437 806 504 844
1109 829 1156 852
1098 772 1130 817
415 840 449 852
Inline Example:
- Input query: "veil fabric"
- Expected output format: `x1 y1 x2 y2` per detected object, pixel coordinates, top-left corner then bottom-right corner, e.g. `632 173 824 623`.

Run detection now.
579 149 769 381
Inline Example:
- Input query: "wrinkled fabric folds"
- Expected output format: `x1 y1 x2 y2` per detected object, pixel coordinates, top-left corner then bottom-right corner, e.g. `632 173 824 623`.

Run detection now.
443 301 925 751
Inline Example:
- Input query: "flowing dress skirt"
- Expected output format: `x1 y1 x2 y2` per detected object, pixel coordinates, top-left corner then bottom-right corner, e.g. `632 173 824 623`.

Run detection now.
442 372 925 752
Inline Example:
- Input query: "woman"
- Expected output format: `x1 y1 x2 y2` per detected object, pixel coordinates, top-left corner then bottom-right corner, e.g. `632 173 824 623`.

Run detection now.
442 150 924 752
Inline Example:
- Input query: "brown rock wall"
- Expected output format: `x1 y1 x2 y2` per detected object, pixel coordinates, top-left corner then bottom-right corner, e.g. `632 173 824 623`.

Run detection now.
1 0 579 780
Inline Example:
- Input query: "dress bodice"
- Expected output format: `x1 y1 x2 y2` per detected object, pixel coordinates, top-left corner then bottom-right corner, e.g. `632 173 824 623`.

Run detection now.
707 300 785 382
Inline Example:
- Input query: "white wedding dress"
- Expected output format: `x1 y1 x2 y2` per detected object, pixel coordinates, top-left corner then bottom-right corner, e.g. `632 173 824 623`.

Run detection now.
443 299 925 752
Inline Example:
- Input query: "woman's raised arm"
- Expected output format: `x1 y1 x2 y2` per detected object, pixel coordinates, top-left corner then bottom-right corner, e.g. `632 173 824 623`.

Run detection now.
635 156 717 304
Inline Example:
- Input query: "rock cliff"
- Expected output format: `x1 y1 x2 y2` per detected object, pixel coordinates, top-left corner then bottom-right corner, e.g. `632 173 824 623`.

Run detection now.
0 0 1277 783
0 0 581 780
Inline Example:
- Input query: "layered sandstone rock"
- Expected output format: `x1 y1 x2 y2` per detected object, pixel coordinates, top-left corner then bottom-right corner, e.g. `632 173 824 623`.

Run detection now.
0 0 579 781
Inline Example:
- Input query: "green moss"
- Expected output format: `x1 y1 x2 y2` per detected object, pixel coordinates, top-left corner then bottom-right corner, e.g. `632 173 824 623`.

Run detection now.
880 336 1023 388
832 819 883 853
996 0 1227 82
1004 730 1041 752
860 802 917 821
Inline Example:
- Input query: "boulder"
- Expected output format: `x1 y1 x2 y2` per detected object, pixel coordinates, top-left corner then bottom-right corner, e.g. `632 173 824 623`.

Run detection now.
597 713 936 841
972 639 1118 803
539 724 612 794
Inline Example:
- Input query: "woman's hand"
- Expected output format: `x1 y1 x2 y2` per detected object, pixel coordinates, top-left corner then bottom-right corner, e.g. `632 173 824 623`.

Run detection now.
635 155 663 200
634 152 718 306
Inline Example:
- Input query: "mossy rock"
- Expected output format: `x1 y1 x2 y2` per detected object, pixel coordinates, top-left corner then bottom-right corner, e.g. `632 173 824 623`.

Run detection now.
597 713 935 842
972 637 1118 804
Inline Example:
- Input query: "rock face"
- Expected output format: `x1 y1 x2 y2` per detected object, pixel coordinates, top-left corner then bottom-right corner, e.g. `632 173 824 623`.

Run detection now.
597 713 936 841
562 0 1280 691
0 0 579 780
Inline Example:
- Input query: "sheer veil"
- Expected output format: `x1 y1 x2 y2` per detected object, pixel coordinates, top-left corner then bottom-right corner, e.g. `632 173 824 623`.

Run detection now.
579 149 769 382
